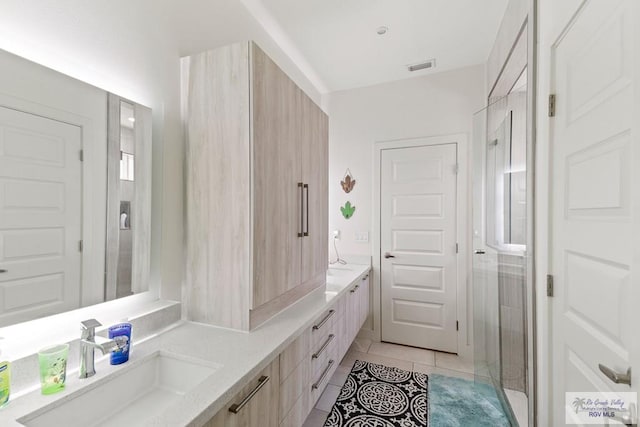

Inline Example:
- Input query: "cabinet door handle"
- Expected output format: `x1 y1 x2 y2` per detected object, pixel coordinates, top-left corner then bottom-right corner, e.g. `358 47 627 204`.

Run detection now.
303 183 309 237
312 334 335 359
313 309 335 330
0 269 6 273
312 360 334 390
298 182 304 237
228 375 270 414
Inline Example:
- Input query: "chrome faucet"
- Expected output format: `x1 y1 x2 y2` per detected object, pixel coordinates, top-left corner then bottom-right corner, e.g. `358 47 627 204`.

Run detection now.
79 319 127 379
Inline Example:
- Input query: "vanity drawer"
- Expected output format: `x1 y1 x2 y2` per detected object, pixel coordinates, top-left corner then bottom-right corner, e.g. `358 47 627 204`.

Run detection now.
280 389 311 427
279 357 310 423
310 317 337 371
280 329 310 381
310 303 337 349
204 357 280 427
310 344 338 405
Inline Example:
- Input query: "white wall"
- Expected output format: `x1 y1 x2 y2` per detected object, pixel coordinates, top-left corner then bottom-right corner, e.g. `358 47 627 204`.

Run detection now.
0 0 322 303
486 0 529 91
326 65 485 257
325 65 485 358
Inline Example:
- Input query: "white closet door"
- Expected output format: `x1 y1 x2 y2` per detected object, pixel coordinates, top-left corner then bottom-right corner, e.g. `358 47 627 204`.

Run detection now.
381 143 458 353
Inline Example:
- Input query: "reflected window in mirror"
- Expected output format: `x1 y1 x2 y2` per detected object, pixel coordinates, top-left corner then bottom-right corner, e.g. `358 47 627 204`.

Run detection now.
486 68 527 250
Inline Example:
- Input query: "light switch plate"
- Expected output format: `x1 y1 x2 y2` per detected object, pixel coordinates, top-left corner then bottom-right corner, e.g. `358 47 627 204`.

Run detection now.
355 231 369 243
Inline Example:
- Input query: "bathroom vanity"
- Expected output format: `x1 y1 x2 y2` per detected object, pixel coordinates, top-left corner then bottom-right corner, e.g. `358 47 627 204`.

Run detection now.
3 264 371 427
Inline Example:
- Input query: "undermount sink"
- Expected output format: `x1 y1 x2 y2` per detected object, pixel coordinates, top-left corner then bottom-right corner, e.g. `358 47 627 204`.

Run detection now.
19 351 221 427
325 282 343 293
326 267 352 277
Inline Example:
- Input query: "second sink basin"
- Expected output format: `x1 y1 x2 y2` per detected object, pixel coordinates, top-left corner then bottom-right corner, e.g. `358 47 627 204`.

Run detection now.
19 351 221 427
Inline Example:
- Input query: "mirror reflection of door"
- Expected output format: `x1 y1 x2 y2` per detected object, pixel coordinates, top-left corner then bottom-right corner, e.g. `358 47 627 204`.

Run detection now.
0 106 82 325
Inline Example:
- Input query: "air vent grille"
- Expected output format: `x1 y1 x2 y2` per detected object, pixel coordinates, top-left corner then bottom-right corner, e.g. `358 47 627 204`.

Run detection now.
408 59 436 72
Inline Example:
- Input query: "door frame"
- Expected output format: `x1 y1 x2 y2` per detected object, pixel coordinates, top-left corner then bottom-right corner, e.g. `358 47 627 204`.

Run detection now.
372 133 471 360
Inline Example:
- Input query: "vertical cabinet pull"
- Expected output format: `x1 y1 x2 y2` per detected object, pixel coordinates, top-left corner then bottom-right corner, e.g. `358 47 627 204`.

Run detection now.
298 182 304 237
228 375 270 414
303 183 309 237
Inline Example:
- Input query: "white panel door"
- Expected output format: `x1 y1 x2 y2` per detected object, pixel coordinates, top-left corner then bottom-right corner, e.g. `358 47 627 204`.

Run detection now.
550 0 640 424
381 143 458 352
0 106 82 325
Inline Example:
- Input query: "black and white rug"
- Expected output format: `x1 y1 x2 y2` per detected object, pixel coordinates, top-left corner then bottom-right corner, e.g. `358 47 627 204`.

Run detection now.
323 360 428 426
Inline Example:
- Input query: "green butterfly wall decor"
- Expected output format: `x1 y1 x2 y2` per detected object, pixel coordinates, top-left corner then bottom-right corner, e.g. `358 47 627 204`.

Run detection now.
340 201 356 219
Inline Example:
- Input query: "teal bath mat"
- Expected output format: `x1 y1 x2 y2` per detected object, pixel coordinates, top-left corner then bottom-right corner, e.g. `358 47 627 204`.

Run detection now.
429 374 510 426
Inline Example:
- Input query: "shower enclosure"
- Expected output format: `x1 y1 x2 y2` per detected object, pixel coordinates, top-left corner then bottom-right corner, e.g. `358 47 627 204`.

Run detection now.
472 74 531 426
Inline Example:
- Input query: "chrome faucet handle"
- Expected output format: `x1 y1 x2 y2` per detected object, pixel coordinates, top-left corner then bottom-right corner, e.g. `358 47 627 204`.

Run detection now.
81 319 102 339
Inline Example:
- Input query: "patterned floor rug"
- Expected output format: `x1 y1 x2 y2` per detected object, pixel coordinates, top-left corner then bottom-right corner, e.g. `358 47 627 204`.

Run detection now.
323 360 428 426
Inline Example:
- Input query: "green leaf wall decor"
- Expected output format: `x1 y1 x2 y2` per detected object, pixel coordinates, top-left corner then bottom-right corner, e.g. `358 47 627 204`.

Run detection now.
340 201 356 219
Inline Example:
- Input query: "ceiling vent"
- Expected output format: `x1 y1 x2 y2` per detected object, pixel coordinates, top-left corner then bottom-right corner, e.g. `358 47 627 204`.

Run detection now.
407 59 436 72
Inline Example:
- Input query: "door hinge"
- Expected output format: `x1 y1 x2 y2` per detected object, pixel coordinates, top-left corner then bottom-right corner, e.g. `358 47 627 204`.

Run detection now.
455 243 459 254
454 164 459 174
548 94 556 117
79 240 83 252
547 274 554 297
456 321 459 331
79 149 84 161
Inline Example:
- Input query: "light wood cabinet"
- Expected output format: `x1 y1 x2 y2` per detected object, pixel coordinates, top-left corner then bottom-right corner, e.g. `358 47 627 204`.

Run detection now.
204 358 280 427
182 41 328 331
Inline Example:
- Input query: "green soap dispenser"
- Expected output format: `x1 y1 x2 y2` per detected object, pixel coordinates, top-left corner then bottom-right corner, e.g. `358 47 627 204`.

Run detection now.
0 339 9 407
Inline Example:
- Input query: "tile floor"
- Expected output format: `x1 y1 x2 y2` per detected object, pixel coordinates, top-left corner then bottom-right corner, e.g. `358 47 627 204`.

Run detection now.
303 338 477 427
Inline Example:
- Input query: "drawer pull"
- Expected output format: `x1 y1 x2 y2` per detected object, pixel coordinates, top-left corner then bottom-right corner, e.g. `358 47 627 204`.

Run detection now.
228 375 270 414
312 334 335 359
350 284 360 293
313 309 335 330
312 359 335 390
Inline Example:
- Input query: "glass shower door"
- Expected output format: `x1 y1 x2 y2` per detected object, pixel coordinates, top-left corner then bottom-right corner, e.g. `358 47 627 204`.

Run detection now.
472 104 521 426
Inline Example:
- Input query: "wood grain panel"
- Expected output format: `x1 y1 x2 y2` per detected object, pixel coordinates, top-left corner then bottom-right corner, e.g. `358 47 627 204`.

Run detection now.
182 43 252 331
280 329 310 382
279 358 309 423
251 42 302 309
301 94 329 284
204 358 280 427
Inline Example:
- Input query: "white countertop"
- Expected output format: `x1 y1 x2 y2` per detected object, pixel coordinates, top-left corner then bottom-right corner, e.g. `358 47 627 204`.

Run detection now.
1 263 371 427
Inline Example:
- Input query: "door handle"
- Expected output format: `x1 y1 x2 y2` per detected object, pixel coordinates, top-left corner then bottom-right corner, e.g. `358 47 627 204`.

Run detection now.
474 250 486 255
384 252 395 259
303 183 309 237
298 182 304 237
0 269 6 273
599 364 631 386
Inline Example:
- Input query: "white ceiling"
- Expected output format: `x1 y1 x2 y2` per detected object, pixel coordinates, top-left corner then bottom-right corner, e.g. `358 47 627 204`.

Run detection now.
244 0 509 92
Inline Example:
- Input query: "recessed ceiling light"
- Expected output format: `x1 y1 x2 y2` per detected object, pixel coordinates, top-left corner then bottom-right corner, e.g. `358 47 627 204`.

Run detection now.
376 26 388 35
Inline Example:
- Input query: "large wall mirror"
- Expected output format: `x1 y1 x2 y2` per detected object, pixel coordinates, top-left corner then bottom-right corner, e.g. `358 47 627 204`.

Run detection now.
0 49 153 327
